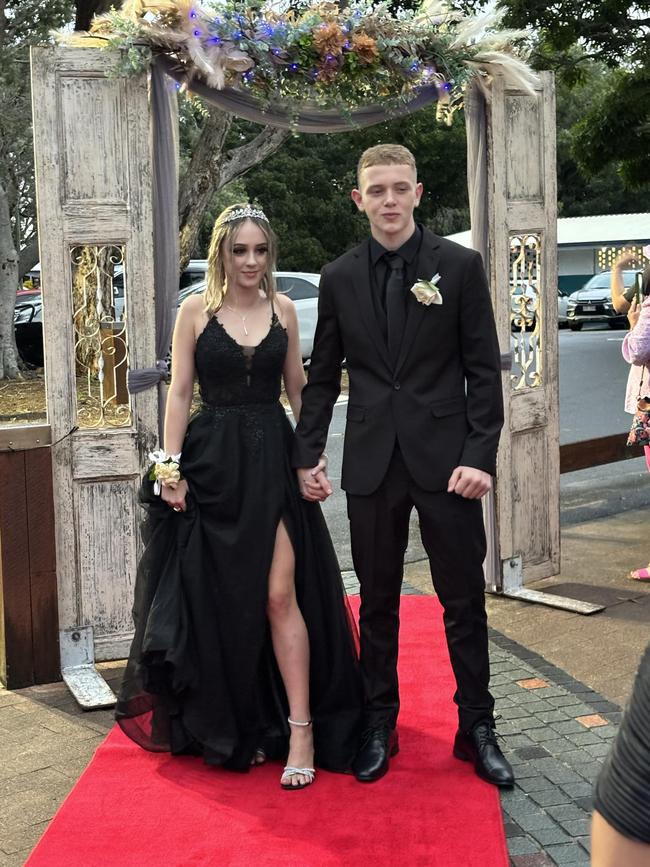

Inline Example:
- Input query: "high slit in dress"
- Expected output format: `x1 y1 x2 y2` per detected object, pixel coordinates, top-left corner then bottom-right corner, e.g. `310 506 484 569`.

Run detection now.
116 303 362 772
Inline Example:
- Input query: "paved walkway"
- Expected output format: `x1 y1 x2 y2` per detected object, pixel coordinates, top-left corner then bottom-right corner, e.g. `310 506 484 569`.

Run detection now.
2 505 650 866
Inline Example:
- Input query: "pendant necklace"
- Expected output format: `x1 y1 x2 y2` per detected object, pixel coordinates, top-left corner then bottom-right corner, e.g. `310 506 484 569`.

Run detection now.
225 303 250 336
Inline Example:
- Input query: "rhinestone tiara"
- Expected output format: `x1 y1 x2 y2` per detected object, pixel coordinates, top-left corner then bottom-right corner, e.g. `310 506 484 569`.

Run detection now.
222 206 268 224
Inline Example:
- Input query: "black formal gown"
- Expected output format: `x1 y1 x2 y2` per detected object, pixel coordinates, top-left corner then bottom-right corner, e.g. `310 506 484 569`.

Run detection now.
116 305 362 772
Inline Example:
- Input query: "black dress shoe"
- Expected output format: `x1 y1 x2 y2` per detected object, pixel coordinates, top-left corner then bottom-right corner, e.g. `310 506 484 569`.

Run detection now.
453 721 514 787
352 725 399 783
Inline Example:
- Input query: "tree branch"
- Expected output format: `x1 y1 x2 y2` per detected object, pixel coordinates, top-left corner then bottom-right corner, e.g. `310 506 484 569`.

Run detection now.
218 125 291 188
74 0 113 32
18 234 39 279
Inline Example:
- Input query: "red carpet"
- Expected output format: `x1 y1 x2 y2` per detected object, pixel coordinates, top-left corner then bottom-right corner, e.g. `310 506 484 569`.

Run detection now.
26 596 508 867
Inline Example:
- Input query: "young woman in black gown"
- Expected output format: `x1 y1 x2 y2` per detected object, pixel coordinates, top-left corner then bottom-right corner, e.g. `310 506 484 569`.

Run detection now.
116 204 361 789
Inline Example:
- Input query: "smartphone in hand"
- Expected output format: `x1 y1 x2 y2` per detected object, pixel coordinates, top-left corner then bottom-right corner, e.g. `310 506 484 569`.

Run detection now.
623 272 644 305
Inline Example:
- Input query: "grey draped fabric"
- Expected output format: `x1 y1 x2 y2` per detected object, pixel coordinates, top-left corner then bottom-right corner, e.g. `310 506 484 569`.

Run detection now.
127 58 179 439
465 81 488 267
156 54 439 134
465 80 509 375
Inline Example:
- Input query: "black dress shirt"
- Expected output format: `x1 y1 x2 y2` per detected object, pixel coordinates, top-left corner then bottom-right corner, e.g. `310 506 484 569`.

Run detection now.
369 225 423 340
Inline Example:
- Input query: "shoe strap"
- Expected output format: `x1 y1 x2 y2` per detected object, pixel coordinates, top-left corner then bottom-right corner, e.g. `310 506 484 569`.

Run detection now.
282 766 315 781
288 717 312 727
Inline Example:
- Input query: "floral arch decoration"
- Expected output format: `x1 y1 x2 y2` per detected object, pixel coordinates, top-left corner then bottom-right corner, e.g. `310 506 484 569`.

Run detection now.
55 0 538 398
61 0 538 131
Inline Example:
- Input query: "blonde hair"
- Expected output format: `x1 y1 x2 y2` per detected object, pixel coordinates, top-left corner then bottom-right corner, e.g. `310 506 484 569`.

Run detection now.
204 203 277 319
357 144 417 186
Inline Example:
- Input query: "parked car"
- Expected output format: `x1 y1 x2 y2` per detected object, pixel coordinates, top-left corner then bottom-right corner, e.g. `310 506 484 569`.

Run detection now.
557 288 569 327
510 282 537 331
511 283 574 331
178 270 320 362
566 270 638 331
275 271 319 362
14 278 126 367
15 266 320 367
14 290 45 366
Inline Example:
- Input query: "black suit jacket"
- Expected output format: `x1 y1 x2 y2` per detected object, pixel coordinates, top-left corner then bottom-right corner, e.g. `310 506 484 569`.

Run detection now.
292 227 504 495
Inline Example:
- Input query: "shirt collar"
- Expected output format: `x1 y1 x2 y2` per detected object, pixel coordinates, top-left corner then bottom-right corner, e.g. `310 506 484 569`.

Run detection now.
370 224 422 266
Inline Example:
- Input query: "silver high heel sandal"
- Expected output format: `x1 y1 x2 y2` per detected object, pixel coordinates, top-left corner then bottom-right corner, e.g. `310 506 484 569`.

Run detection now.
280 718 315 790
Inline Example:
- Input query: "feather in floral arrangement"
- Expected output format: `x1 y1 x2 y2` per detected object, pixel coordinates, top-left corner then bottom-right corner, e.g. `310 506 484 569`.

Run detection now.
55 0 538 124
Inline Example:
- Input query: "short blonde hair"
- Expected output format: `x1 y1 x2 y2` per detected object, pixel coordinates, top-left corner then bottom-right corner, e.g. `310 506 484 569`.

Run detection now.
357 144 417 185
204 204 277 319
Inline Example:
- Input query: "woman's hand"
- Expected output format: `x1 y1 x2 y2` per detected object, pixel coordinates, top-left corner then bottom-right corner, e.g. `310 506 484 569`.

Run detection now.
161 478 189 512
628 298 641 330
615 251 636 270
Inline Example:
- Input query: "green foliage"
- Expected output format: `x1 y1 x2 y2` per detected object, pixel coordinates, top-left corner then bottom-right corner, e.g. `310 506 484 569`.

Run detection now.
491 0 650 190
571 65 650 191
555 64 649 211
0 0 75 252
239 106 469 270
192 178 250 257
498 0 649 73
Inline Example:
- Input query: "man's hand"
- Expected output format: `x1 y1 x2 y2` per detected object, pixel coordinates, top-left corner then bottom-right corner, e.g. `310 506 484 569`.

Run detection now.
447 466 492 499
297 455 333 502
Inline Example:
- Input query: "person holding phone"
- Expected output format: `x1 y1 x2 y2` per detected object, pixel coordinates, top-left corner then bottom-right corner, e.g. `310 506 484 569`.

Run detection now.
618 259 650 581
611 250 648 313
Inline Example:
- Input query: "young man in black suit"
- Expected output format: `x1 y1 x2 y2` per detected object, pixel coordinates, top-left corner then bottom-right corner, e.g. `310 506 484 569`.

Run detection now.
293 144 513 787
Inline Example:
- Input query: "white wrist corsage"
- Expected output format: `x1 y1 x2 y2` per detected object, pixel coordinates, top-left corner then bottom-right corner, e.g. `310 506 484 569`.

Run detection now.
148 449 183 495
411 273 442 306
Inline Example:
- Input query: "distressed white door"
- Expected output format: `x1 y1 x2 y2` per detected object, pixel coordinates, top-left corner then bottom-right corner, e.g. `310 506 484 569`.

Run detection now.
31 47 158 664
486 72 560 586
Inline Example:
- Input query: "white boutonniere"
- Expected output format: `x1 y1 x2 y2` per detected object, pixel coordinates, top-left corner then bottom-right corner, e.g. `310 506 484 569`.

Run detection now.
410 273 442 306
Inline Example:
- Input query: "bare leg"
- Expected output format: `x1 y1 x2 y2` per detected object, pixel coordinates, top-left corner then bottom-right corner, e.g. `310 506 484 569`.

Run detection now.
267 521 314 787
592 812 650 867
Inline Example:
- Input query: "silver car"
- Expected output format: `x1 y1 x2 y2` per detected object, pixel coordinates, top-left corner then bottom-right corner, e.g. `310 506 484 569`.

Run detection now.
566 270 639 331
274 271 320 362
178 268 320 363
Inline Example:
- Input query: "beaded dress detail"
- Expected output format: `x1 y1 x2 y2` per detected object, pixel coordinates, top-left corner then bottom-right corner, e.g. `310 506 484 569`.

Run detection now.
116 304 361 772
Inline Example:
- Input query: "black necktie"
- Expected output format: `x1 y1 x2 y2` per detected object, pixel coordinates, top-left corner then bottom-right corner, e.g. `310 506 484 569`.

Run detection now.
385 253 406 363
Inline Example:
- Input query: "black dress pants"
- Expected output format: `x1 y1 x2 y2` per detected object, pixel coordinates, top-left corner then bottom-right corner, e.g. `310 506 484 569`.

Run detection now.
347 447 494 733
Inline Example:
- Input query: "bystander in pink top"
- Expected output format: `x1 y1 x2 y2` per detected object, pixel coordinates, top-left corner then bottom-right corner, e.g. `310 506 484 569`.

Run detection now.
622 296 650 412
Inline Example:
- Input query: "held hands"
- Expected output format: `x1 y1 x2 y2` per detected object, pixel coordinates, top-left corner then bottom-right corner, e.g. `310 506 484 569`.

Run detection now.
628 298 641 330
447 466 492 499
297 455 332 502
161 478 189 512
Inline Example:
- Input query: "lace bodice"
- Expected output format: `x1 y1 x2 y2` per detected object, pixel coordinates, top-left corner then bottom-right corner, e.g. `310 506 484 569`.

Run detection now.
194 312 287 407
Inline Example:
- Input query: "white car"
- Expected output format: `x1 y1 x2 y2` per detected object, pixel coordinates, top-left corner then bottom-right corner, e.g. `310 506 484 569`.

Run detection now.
178 267 320 363
274 271 320 362
17 262 321 367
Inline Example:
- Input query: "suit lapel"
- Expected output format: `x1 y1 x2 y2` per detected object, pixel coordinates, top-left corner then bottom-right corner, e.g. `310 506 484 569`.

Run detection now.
394 230 441 377
350 241 392 373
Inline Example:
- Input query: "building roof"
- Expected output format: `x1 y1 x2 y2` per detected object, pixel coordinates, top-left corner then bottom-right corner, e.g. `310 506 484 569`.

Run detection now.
445 213 650 248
